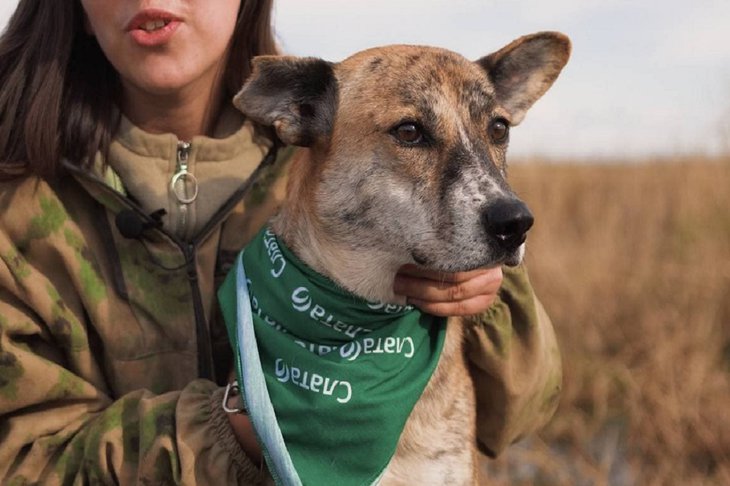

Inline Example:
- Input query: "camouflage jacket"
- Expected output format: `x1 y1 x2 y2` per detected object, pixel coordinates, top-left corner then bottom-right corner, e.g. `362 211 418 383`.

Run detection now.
0 112 561 485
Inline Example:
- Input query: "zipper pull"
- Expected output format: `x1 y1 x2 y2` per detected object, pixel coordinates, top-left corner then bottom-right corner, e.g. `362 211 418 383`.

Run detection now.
171 141 199 204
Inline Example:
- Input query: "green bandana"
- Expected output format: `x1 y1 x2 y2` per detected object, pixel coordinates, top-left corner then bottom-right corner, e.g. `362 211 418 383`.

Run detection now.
218 227 447 486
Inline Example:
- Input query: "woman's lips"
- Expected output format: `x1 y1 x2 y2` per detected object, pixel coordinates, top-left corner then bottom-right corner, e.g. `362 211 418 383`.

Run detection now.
126 9 182 47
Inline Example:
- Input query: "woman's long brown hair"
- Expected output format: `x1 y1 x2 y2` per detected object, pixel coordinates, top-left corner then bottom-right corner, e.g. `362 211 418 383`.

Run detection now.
0 0 277 181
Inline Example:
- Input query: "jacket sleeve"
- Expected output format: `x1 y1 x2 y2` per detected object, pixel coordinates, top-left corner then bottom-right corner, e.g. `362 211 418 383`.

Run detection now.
0 231 264 485
464 263 561 457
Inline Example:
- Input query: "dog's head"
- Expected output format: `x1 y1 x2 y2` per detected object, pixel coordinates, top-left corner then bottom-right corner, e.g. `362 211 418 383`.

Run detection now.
235 32 570 272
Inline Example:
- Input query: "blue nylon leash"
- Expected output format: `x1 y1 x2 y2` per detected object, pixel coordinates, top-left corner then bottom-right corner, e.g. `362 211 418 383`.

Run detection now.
235 252 303 486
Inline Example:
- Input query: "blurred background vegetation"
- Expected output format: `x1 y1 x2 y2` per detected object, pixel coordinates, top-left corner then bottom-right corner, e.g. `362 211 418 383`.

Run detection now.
485 157 730 485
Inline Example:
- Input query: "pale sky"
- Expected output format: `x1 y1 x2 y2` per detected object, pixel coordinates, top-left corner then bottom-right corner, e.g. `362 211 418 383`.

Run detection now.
2 0 729 159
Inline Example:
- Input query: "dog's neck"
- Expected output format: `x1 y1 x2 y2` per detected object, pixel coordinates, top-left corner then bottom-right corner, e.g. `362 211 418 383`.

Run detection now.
270 150 407 305
271 210 407 305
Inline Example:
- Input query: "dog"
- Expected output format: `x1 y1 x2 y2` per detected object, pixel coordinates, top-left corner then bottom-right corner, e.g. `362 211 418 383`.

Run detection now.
233 31 570 485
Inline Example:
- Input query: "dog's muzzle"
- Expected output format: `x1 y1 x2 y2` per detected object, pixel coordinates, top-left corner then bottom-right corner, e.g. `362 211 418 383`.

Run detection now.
481 198 534 252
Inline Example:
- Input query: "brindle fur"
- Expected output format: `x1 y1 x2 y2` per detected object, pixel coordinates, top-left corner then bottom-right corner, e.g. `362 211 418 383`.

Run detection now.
234 32 570 485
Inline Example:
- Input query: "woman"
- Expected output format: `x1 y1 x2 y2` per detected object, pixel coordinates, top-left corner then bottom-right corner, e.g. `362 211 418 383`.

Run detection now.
0 1 561 484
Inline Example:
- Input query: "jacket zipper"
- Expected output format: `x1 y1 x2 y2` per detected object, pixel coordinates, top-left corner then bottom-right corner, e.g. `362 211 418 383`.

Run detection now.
65 144 281 383
170 141 198 238
170 142 213 379
184 242 215 380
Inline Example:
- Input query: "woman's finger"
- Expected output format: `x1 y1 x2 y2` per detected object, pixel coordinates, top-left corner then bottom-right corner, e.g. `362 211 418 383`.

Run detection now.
408 294 499 317
394 266 503 303
396 264 493 284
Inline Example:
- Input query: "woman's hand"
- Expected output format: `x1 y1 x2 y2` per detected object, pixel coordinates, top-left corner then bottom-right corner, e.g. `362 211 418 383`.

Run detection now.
226 371 263 464
227 411 263 464
393 265 504 317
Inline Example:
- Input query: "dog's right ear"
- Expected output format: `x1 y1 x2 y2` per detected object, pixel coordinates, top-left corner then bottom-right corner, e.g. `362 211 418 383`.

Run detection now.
233 56 338 147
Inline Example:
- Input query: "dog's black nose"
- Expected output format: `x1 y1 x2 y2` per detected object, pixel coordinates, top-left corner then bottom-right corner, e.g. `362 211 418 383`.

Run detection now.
482 199 534 251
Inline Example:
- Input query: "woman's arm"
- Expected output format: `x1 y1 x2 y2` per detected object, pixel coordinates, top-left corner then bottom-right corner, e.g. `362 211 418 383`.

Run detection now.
0 234 263 485
395 263 561 456
463 264 561 456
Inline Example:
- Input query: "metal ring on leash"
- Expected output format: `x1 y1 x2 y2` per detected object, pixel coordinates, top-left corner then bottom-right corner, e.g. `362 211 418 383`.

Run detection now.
222 380 246 414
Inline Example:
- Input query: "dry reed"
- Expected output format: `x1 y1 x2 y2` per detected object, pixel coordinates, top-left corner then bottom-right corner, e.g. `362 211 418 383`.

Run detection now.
485 158 730 485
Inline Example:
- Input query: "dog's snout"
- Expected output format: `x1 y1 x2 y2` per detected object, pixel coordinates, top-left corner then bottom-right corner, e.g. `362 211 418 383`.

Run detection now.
482 199 534 251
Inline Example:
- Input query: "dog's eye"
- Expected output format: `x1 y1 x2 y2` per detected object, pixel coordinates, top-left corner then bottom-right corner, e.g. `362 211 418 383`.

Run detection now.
393 123 424 145
489 119 509 144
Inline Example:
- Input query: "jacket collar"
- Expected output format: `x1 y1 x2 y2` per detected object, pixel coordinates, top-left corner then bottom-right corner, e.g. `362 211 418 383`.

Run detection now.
76 106 271 240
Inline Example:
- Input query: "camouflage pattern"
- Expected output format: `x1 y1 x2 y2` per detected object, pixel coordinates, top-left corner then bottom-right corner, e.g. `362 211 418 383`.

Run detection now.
0 117 560 484
465 265 562 457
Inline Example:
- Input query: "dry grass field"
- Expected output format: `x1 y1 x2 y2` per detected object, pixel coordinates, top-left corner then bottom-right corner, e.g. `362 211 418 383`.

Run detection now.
485 158 730 485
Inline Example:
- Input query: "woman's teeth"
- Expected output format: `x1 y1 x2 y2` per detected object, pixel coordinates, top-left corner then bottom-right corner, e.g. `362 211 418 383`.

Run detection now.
141 20 169 32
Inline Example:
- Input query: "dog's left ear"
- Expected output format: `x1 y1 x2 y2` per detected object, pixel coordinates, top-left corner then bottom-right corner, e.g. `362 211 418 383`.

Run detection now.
233 56 338 146
477 32 571 125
